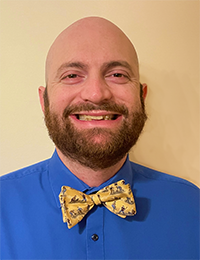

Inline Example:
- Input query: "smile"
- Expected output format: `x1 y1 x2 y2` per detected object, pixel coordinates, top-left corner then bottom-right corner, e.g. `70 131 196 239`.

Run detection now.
76 114 119 121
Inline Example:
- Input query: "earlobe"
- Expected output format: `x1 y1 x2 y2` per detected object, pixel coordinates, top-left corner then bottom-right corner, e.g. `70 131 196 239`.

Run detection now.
38 86 46 113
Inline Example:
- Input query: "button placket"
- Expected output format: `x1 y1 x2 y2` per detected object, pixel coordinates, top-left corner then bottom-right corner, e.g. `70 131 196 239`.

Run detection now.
86 206 104 259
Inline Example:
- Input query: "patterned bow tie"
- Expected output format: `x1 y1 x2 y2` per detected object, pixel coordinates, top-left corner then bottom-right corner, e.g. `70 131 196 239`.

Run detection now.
59 180 136 229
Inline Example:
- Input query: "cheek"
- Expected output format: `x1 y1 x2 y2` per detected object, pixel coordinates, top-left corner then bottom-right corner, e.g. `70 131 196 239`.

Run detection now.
48 87 75 112
49 96 68 113
114 87 141 110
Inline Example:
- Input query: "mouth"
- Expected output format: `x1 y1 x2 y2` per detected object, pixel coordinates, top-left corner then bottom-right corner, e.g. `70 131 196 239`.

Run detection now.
75 114 120 121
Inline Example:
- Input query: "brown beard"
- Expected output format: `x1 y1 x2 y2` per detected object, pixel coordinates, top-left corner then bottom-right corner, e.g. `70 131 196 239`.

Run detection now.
43 90 147 170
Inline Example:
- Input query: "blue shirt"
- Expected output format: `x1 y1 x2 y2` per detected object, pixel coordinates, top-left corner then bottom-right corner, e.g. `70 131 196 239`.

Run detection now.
1 150 199 259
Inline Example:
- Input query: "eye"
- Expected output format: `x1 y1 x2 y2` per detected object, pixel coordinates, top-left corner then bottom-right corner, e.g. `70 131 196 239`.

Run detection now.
106 71 130 84
62 74 78 79
61 73 84 85
112 73 125 78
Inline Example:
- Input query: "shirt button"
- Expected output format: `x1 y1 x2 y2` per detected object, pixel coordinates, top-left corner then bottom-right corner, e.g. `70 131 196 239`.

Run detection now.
91 234 99 241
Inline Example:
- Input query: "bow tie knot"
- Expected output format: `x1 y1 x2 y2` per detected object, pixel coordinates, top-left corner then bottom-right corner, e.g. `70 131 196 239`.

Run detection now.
59 180 136 229
91 194 102 205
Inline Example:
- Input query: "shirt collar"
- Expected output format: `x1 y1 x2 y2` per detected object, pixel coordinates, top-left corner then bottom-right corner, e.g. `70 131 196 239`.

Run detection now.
49 150 134 208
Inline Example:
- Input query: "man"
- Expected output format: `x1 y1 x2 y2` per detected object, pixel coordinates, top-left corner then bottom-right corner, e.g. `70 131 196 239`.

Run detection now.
1 17 199 259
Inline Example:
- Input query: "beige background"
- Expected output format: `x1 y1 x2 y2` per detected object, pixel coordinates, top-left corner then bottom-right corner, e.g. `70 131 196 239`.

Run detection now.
0 0 199 187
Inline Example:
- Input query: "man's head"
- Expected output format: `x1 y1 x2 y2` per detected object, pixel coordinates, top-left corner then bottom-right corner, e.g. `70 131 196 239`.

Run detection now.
39 17 147 170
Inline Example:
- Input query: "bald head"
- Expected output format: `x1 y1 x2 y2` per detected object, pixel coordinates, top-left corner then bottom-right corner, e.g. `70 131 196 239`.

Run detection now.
45 17 139 85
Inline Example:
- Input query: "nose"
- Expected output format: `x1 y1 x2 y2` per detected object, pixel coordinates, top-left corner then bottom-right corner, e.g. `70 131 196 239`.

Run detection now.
80 75 113 104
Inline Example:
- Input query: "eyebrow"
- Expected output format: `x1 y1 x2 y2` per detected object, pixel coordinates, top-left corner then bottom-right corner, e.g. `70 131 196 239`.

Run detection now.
56 61 88 77
102 60 133 72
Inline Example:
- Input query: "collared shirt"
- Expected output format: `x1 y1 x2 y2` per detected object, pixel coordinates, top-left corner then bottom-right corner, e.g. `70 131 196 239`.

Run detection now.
1 150 199 259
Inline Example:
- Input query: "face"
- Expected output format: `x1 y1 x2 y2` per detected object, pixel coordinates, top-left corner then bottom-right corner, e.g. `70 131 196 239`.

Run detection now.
39 17 147 170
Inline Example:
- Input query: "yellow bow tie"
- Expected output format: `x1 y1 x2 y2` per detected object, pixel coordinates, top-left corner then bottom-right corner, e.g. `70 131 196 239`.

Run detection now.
59 180 136 229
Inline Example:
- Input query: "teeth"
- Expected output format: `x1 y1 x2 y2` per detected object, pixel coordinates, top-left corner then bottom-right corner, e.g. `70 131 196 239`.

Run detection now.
78 115 114 121
104 115 111 120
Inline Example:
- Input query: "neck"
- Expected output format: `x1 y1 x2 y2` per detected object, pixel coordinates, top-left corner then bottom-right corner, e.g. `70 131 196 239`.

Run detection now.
56 148 127 187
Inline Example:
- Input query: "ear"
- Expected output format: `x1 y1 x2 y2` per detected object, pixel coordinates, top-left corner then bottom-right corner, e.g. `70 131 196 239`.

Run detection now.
38 86 46 114
141 83 147 100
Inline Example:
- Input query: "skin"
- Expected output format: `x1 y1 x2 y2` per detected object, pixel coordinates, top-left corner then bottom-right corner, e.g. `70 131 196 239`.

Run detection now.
39 17 147 187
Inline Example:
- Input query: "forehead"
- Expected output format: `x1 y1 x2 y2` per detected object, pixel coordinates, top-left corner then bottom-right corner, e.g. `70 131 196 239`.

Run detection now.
46 18 139 81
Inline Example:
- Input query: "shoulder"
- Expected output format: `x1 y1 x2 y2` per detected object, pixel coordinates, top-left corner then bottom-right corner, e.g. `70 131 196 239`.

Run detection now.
0 159 52 212
0 159 50 185
129 161 199 223
131 162 200 205
130 160 199 191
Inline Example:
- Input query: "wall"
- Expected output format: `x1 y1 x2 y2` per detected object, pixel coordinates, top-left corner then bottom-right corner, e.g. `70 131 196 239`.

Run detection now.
0 0 199 187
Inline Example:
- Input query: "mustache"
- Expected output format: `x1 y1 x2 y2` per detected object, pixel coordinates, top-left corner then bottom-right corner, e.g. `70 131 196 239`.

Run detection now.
63 101 129 119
